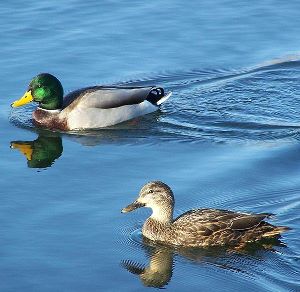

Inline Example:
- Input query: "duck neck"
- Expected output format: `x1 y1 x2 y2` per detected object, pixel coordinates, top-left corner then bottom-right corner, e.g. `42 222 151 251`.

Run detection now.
150 205 173 224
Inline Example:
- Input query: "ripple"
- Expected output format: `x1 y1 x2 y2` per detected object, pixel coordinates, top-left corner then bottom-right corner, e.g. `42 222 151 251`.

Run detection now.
8 56 300 144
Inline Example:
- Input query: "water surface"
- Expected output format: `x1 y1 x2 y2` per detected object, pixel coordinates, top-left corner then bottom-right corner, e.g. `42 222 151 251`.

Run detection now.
1 1 300 291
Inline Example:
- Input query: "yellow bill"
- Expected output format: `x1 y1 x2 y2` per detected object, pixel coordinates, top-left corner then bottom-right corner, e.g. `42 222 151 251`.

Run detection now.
10 142 33 161
11 90 33 107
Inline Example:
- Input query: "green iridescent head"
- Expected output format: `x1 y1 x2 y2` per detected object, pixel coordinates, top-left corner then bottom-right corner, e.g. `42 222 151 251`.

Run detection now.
11 73 64 110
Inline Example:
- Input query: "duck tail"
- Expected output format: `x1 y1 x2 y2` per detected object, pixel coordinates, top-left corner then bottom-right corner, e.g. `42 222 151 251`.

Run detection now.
157 91 172 105
262 226 291 238
147 87 172 106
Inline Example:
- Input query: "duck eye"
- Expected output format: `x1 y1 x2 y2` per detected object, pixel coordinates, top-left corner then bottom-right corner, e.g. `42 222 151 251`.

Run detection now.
148 189 153 194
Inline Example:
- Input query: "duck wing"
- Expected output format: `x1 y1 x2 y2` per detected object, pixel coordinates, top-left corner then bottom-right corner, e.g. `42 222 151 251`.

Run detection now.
229 213 273 230
172 209 285 247
62 86 166 110
174 209 272 234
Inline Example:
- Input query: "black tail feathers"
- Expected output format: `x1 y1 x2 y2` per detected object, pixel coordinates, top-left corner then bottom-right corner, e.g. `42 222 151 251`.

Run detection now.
146 87 165 105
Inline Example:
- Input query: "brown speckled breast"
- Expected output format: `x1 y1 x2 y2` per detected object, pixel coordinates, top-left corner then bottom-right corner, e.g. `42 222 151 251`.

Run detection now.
143 218 174 243
33 108 68 131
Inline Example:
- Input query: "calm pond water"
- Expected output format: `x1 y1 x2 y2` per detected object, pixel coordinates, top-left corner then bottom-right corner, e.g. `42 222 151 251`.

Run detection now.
1 1 300 291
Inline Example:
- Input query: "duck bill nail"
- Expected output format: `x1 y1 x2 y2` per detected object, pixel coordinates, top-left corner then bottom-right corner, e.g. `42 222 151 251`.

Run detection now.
11 90 33 108
121 201 144 213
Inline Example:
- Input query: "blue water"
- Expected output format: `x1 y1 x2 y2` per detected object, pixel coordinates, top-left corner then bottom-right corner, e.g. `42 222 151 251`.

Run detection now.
1 1 300 291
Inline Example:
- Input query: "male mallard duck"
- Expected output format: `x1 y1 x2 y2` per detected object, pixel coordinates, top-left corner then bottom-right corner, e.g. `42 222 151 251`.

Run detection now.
122 181 290 248
11 73 171 131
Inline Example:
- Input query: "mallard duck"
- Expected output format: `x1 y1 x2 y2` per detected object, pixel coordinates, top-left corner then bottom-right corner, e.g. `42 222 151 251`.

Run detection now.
122 181 290 248
11 73 171 131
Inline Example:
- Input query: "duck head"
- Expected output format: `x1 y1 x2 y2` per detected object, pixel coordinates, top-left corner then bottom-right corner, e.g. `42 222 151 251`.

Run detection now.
11 73 64 110
122 181 175 222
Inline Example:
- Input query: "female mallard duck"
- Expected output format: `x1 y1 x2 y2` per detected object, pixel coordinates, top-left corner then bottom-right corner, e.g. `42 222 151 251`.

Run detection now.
122 181 290 248
11 73 171 131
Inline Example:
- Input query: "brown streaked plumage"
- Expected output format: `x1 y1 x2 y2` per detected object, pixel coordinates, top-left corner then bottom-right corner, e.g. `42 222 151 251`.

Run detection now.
121 181 290 248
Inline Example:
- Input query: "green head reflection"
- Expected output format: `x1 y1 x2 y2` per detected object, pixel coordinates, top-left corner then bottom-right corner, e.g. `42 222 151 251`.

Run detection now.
11 132 63 168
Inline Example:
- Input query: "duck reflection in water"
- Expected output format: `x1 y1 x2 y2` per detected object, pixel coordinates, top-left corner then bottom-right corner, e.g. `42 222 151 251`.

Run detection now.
10 131 63 168
122 240 173 288
121 236 287 288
